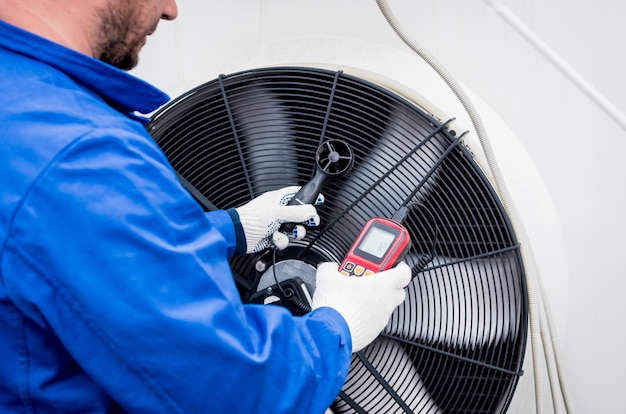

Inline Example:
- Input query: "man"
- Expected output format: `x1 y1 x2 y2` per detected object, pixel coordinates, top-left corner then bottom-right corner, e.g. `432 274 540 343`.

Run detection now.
0 1 411 413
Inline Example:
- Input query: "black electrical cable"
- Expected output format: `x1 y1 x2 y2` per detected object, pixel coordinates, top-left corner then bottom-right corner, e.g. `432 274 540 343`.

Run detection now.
404 202 439 279
271 248 312 314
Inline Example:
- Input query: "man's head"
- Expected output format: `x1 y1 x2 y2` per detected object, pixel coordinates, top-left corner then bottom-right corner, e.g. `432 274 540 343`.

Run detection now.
92 0 178 70
0 0 178 71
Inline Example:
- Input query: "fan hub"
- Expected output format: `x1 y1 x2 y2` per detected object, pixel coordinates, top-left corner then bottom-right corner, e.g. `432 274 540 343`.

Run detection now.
328 150 340 163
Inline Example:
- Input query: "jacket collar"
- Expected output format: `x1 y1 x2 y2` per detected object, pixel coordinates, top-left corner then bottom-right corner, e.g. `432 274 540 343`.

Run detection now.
0 19 170 115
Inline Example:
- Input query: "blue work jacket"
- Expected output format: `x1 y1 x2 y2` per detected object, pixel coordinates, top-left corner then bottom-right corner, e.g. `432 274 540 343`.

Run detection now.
0 19 351 414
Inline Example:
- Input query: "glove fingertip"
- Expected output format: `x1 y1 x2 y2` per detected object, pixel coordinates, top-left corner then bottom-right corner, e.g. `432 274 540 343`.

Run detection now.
306 214 320 227
397 288 408 304
391 262 412 288
291 225 306 240
315 194 325 205
272 232 289 250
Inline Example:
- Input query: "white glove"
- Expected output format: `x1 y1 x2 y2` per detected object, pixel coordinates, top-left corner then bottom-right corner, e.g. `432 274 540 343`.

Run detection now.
235 186 323 253
312 262 411 353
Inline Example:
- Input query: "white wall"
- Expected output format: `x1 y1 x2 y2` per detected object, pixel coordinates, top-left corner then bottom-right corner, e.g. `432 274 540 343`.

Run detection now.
133 1 626 412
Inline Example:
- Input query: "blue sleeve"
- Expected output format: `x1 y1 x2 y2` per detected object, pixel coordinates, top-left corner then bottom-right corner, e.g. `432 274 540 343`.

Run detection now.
2 130 351 413
205 208 243 257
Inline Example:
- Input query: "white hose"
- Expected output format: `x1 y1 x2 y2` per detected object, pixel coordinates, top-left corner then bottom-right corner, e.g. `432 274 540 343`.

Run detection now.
374 0 573 412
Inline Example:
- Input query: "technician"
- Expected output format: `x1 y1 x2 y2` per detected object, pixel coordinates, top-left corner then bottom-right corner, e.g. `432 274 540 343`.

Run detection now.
0 1 411 413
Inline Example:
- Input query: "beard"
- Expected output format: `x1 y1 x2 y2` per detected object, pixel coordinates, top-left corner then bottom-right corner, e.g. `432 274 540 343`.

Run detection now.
93 2 158 71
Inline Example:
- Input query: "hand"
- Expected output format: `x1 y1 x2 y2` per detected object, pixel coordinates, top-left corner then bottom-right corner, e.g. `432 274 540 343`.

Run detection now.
235 186 323 253
312 262 411 353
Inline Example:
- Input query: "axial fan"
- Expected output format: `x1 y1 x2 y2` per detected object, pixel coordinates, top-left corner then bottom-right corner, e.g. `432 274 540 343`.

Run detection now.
147 66 528 414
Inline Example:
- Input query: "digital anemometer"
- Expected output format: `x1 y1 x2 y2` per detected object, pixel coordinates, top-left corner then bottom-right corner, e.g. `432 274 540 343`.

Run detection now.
339 217 411 276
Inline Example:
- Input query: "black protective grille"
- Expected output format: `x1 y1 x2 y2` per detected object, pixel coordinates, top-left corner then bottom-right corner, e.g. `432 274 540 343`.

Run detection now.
148 66 528 414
